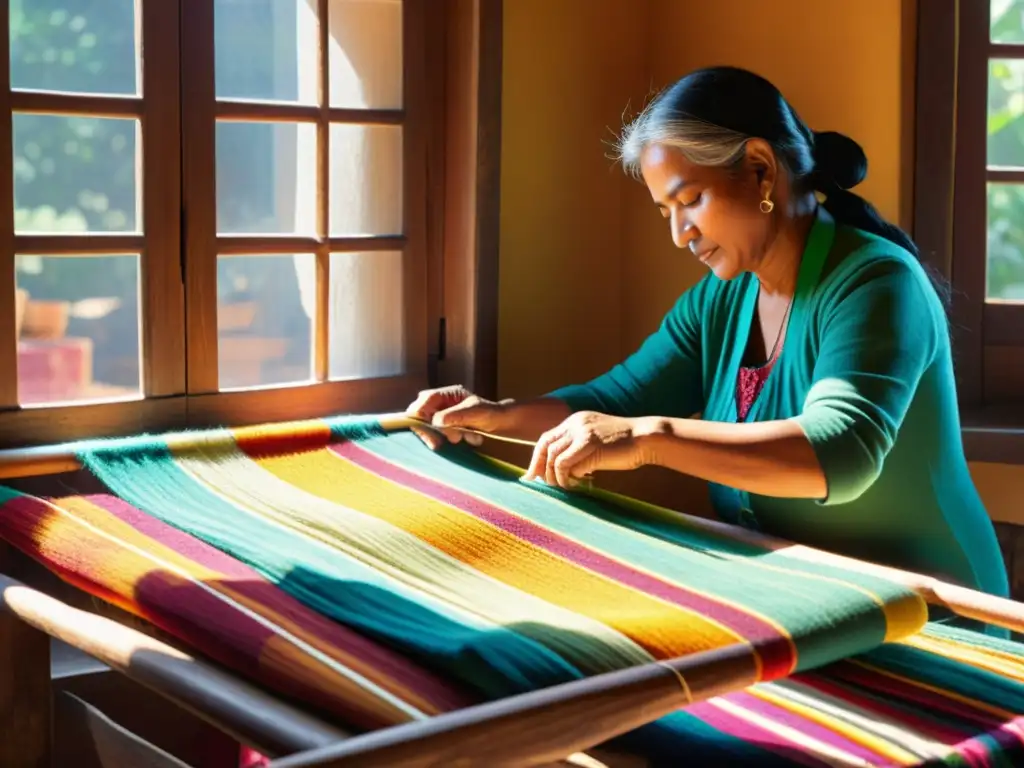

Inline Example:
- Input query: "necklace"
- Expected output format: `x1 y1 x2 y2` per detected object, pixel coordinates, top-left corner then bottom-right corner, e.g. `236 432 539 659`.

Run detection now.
767 296 794 362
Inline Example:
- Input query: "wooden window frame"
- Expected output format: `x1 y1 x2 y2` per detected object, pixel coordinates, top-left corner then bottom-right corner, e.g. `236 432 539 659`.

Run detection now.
0 0 187 447
915 0 1024 462
0 0 502 449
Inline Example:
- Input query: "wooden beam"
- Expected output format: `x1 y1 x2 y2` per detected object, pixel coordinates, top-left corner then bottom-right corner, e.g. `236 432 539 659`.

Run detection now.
0 573 347 757
270 643 753 768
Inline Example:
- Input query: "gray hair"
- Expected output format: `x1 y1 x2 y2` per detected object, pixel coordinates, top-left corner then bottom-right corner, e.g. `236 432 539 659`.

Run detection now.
612 101 751 180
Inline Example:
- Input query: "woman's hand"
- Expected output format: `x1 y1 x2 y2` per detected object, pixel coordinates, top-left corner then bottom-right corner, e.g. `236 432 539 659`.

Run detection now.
524 411 662 489
405 385 512 449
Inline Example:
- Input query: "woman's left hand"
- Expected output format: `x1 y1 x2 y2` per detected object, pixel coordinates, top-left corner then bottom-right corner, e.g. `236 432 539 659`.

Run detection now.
524 411 660 489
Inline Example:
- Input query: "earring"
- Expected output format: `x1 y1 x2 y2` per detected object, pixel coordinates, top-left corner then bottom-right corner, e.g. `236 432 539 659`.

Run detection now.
759 197 775 214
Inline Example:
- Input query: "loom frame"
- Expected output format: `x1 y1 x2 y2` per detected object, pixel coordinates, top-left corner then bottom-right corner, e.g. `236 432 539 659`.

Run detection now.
4 414 1024 767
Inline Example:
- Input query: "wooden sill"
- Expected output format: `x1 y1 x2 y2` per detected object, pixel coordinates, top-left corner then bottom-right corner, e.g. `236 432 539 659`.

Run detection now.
962 405 1024 464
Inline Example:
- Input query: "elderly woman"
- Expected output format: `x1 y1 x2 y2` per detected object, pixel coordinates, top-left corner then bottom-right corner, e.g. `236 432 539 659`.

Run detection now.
406 66 1009 605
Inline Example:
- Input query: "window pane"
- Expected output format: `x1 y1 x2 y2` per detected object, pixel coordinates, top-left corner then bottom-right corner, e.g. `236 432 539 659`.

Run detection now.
988 183 1024 301
329 0 403 109
989 60 1024 168
329 250 404 380
216 121 317 235
218 254 314 389
993 0 1024 43
16 254 141 405
9 0 138 96
214 0 318 104
329 123 402 236
13 113 139 233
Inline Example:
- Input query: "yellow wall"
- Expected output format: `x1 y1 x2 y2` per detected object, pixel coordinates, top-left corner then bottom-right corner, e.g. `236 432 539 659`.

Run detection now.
499 0 1024 523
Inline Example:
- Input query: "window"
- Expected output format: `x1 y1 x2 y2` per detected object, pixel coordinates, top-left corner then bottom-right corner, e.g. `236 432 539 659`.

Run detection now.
937 0 1024 411
1 0 501 447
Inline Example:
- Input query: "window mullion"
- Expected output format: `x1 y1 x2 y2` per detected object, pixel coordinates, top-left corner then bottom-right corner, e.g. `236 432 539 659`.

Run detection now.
141 0 186 398
180 0 219 395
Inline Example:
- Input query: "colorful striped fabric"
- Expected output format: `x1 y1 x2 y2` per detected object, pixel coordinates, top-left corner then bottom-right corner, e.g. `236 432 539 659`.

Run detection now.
60 416 930 693
0 415 1020 765
621 623 1024 766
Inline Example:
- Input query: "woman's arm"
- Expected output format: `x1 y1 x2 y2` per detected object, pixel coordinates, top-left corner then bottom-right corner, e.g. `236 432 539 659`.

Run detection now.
641 416 827 498
528 255 940 500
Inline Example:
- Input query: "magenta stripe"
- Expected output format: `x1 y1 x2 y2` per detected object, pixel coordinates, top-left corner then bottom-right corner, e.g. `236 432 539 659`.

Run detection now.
329 440 795 679
725 689 892 764
685 701 835 768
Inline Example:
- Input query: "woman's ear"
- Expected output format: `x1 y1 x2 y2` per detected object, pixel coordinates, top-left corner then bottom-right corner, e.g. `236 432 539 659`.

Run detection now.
744 138 778 198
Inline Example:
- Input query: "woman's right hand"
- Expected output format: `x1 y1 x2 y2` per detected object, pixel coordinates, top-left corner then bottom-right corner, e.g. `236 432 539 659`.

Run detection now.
405 385 512 449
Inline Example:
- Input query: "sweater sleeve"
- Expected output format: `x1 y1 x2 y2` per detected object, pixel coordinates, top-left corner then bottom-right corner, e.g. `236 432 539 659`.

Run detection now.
548 283 705 419
792 258 938 506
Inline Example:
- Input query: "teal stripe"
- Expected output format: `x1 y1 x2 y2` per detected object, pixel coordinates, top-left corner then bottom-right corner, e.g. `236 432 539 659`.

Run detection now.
0 486 25 504
78 439 591 698
338 424 918 671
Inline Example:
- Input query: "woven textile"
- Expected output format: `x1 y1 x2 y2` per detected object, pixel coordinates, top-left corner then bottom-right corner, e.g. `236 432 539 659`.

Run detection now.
627 623 1024 766
0 415 1021 765
69 416 928 690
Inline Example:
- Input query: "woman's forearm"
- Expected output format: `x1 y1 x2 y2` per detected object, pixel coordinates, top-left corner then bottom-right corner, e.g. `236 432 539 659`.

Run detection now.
640 416 828 499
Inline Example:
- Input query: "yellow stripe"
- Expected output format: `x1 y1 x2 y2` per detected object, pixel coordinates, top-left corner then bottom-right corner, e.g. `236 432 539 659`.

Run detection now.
478 453 927 642
172 445 659 673
750 683 927 765
395 451 779 678
254 447 750 660
902 633 1024 683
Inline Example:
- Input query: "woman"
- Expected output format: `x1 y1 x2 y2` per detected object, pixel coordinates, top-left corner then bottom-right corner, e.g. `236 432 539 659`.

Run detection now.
407 66 1009 604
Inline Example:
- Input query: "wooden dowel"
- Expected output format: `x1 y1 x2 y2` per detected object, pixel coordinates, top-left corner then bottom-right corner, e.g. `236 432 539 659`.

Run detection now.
270 643 757 768
1 414 1024 635
0 574 347 757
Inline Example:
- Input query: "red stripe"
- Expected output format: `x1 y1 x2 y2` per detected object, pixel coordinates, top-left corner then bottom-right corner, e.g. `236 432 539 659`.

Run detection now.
329 440 796 679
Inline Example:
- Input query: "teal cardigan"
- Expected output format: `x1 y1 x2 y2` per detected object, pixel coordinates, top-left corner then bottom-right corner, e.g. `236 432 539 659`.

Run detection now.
551 208 1009 600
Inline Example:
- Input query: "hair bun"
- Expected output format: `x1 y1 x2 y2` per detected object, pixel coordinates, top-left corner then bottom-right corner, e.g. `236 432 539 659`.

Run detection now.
812 131 867 191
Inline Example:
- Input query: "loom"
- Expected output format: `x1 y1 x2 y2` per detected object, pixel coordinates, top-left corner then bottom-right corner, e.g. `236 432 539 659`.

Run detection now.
0 413 1023 767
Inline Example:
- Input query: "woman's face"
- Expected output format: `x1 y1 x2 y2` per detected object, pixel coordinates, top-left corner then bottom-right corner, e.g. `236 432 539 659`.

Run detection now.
639 141 778 281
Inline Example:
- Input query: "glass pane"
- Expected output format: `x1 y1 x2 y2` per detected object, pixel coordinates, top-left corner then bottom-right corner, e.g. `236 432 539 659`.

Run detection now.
987 183 1024 300
216 121 317 235
214 0 318 104
993 0 1024 43
13 113 139 233
989 60 1024 168
9 0 138 96
329 0 403 109
329 123 402 236
16 254 141 405
329 250 404 379
218 254 314 389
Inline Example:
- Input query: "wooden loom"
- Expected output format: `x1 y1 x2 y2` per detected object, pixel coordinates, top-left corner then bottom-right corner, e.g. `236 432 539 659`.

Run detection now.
1 413 1023 768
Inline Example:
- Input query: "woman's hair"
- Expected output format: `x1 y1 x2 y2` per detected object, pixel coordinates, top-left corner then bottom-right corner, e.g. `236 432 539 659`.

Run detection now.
614 66 919 258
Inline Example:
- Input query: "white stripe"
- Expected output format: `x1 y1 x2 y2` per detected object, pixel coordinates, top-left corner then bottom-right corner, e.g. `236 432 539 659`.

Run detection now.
709 698 874 768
